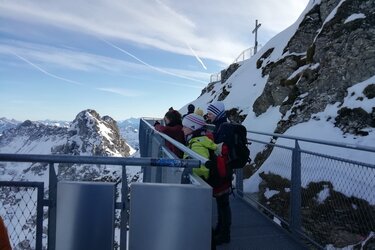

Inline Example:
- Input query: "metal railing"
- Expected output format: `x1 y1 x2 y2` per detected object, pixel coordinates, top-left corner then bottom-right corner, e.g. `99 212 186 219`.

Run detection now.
0 153 201 250
242 130 375 249
233 47 254 64
209 45 262 84
3 118 374 249
139 118 209 184
0 181 44 250
137 119 375 248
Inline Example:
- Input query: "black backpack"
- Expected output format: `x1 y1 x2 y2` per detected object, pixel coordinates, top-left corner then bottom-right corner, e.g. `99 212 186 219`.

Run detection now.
215 122 250 169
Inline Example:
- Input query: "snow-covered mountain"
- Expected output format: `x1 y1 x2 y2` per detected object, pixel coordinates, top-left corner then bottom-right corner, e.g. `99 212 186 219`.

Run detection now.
182 0 374 248
0 115 139 155
117 118 140 153
185 0 374 153
0 109 137 180
0 117 21 135
0 110 142 248
184 0 374 174
35 119 70 128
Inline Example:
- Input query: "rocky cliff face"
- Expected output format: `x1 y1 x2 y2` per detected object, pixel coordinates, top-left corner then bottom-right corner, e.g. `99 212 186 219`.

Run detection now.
253 0 375 136
53 109 130 157
187 0 375 248
197 0 374 139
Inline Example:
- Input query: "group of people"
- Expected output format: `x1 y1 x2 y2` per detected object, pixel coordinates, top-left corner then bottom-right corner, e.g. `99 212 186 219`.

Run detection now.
154 101 232 246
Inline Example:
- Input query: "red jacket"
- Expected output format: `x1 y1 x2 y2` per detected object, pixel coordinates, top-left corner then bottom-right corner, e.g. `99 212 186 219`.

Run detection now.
212 144 231 196
0 217 11 250
154 124 185 158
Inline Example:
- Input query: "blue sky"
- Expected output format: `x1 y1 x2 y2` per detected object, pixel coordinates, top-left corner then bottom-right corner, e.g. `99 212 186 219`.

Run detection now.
0 0 308 121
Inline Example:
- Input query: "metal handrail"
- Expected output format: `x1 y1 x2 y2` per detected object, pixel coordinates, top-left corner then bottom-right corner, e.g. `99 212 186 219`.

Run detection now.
208 45 262 84
0 152 201 250
0 153 200 168
246 129 375 153
245 129 375 249
140 118 375 249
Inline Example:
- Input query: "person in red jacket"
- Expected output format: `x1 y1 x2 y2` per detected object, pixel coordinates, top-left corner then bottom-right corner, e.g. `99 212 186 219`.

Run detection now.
154 109 186 158
206 101 232 245
0 216 11 250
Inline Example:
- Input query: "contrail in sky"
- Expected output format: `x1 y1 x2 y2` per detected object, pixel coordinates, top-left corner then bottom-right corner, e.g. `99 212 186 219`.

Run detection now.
185 42 207 70
99 38 207 84
11 51 83 85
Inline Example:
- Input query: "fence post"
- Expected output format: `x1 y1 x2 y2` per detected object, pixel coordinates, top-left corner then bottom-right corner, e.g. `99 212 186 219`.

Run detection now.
120 165 128 249
152 136 163 183
139 120 152 182
48 163 57 250
290 140 302 236
36 182 44 250
144 129 153 183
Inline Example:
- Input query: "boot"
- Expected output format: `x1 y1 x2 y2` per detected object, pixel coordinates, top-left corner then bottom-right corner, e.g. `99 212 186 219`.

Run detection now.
213 225 221 236
214 230 230 245
214 226 230 245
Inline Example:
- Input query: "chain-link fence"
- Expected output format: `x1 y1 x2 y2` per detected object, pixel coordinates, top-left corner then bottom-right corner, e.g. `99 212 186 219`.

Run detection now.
0 182 43 250
300 150 375 248
0 152 200 250
243 131 375 249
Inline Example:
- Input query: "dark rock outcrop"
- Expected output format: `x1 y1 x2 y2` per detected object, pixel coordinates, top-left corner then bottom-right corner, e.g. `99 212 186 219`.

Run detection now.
253 0 375 136
258 172 375 248
221 63 240 84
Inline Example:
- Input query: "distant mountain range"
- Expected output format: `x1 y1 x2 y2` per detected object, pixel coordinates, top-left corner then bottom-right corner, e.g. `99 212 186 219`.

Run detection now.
0 116 140 151
0 117 22 134
0 110 141 183
0 110 141 248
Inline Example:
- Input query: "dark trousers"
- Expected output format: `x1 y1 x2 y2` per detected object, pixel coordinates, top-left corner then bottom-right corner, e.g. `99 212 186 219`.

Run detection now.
215 192 231 236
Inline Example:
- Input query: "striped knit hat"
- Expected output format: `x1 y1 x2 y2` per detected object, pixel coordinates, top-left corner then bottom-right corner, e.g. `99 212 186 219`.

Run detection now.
182 113 206 131
207 101 225 120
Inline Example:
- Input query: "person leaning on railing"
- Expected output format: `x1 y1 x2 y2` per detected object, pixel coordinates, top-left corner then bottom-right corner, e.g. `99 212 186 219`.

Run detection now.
154 109 186 158
0 216 11 250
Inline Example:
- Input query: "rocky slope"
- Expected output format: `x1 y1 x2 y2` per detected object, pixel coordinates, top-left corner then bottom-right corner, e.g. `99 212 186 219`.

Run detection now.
186 0 375 248
254 0 375 137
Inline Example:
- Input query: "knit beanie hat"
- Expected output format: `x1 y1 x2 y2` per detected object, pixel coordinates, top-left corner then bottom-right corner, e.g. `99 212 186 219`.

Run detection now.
207 101 225 120
182 113 206 131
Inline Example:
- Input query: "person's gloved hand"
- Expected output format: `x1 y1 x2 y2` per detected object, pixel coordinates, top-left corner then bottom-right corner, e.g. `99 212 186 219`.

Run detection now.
214 142 223 156
205 160 216 169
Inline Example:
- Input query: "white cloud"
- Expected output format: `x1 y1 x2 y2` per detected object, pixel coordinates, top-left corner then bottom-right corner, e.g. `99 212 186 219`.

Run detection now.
0 0 309 65
0 40 210 83
0 40 142 72
96 87 144 97
10 51 83 86
100 38 207 83
186 42 207 70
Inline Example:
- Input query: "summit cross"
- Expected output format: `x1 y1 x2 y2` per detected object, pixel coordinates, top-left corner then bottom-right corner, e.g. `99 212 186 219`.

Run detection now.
252 19 261 54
